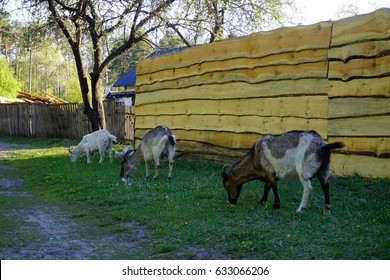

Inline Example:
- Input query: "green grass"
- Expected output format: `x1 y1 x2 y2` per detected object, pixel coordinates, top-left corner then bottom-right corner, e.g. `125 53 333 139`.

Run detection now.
1 136 389 259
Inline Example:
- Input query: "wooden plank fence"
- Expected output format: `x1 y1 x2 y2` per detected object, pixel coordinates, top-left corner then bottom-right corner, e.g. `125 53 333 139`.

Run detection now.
135 8 390 178
0 99 135 142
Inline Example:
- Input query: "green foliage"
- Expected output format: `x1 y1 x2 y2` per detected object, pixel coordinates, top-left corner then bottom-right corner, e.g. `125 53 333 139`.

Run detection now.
0 58 20 98
1 136 389 259
159 31 187 49
65 74 83 103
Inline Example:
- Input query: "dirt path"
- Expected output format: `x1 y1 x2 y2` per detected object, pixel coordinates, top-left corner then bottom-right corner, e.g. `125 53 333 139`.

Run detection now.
0 143 148 260
0 142 229 260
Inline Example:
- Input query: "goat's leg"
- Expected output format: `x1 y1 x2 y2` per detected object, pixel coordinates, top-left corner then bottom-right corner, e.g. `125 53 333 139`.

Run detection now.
297 176 313 212
271 183 281 209
153 157 160 180
259 182 271 204
86 150 92 164
107 146 113 163
98 149 105 164
144 158 150 178
168 153 174 179
317 172 331 214
263 174 280 209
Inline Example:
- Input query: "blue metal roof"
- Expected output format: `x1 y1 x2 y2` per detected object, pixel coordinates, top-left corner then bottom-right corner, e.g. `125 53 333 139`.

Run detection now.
113 47 187 87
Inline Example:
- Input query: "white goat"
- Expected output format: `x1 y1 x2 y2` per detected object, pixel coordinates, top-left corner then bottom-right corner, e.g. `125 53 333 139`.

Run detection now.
68 129 117 164
221 130 344 213
120 126 176 180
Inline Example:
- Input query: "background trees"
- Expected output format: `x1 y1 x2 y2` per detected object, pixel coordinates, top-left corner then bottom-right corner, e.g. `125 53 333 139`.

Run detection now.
0 58 20 98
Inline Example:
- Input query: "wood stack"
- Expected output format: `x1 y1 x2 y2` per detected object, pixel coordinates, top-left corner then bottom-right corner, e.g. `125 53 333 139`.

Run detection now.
17 91 68 104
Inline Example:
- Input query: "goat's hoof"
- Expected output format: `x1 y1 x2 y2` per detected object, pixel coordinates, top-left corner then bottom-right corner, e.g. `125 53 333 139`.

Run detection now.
121 178 131 185
296 207 306 213
259 199 267 205
167 176 172 180
273 204 280 209
153 176 160 180
323 205 331 215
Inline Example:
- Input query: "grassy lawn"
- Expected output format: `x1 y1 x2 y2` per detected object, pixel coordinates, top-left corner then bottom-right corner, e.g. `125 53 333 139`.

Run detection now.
1 136 389 259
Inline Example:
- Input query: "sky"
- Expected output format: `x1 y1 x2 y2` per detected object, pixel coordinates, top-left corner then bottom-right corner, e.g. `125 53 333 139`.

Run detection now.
286 0 390 26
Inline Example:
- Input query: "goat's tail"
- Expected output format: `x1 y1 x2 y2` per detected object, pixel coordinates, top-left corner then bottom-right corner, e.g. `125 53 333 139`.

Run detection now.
168 135 176 147
327 142 345 151
109 134 118 143
318 141 345 171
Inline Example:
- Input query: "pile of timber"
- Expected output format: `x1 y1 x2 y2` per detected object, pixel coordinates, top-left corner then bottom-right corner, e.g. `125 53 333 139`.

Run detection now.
17 91 68 104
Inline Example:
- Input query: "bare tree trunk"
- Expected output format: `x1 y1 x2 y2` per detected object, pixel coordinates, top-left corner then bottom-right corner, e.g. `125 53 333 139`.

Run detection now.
87 74 106 131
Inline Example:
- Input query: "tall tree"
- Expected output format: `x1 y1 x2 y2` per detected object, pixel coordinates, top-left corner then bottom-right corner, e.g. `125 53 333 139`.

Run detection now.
30 0 176 131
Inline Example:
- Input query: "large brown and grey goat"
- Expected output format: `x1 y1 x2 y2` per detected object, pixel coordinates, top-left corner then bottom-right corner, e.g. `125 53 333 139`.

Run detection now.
221 130 344 213
68 129 117 164
120 126 176 181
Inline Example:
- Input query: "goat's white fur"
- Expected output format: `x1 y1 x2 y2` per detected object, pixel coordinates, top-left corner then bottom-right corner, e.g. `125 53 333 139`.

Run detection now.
69 129 117 164
121 126 176 180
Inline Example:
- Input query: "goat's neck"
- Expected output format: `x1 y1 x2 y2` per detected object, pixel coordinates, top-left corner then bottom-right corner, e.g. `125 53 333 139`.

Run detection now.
72 143 83 153
229 153 260 185
131 148 143 163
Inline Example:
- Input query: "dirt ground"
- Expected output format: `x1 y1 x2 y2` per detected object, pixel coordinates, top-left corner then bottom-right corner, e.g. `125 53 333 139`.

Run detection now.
0 142 150 259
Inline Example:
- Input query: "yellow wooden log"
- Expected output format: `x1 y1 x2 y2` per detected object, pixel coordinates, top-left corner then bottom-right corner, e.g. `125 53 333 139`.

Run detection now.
331 153 390 178
136 128 260 150
328 97 390 118
328 136 390 158
329 115 390 136
137 61 328 87
136 79 329 101
136 49 328 85
329 40 390 61
331 8 390 47
136 96 329 119
135 114 328 137
137 22 332 74
328 56 390 81
329 77 390 98
175 140 247 159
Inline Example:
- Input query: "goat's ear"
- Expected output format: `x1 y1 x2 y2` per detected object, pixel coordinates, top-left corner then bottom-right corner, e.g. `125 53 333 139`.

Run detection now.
123 149 135 159
221 172 229 180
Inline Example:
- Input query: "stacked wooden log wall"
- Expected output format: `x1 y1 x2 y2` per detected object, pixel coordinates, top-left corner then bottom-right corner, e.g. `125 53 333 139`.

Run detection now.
135 8 390 177
327 9 390 177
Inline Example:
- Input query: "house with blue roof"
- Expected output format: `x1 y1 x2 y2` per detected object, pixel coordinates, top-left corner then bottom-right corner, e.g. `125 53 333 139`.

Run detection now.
107 47 187 106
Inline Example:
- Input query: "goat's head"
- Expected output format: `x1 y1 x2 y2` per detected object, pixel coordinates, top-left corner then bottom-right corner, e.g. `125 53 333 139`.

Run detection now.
221 164 243 205
120 149 137 178
68 148 78 163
